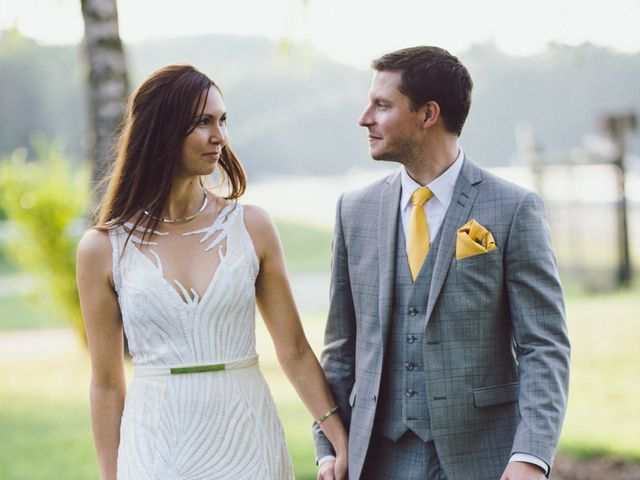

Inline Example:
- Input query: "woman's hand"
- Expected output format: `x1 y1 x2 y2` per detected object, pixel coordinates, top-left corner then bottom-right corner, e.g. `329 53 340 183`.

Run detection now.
317 453 348 480
333 452 348 480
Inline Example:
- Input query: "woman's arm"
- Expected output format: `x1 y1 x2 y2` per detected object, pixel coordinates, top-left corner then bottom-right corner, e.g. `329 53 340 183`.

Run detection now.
245 206 348 479
76 229 126 480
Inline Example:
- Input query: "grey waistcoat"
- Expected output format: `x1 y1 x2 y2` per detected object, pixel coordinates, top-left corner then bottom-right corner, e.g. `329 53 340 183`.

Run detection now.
375 220 441 443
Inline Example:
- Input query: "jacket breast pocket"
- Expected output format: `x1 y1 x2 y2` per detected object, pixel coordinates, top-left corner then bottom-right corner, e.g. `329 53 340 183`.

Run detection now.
473 381 519 408
450 246 504 296
455 246 502 268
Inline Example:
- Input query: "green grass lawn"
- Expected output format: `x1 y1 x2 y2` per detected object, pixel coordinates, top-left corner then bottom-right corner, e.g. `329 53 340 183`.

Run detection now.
1 291 640 478
276 220 332 273
558 288 640 461
0 359 97 480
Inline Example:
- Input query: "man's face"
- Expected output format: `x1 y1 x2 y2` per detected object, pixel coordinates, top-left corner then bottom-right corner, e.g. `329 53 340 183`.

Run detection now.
358 70 423 163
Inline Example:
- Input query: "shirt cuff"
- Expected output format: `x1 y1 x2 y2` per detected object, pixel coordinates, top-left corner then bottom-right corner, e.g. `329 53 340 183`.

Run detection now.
509 453 549 476
317 455 336 466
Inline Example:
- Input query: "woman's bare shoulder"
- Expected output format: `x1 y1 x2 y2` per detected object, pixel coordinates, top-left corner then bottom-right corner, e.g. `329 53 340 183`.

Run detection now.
241 204 280 258
242 204 273 230
77 227 113 264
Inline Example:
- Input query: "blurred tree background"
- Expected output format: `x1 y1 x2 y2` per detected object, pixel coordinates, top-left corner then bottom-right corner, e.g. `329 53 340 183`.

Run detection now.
1 30 639 177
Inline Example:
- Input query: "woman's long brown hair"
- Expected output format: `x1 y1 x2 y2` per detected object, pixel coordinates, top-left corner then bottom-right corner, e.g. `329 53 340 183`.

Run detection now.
94 64 246 244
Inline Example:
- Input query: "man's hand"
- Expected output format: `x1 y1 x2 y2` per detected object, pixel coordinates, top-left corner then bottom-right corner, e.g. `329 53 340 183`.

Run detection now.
500 461 546 480
317 455 347 480
317 459 337 480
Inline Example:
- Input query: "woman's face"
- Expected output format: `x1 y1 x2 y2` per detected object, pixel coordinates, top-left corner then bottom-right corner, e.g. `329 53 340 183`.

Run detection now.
177 87 228 178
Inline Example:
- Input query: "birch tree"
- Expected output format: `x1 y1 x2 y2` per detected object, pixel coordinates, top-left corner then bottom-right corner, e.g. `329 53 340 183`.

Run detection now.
80 0 129 195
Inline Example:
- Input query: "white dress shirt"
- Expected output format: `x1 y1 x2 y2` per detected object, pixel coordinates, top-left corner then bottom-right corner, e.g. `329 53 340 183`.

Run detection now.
399 147 464 246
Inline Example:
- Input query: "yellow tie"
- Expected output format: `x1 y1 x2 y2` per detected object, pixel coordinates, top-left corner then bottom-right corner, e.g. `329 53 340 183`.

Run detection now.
407 186 433 281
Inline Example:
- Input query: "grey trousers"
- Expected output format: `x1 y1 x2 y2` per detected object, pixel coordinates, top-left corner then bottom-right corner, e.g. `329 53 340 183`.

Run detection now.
361 431 448 480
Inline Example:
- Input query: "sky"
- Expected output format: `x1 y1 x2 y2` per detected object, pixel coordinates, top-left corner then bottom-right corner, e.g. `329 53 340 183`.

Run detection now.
0 0 639 68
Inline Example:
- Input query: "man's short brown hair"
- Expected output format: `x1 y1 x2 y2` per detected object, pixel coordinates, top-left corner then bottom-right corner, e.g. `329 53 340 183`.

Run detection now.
372 46 473 136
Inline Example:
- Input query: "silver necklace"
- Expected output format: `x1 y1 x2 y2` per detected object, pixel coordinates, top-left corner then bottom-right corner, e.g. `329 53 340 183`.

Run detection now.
143 191 208 224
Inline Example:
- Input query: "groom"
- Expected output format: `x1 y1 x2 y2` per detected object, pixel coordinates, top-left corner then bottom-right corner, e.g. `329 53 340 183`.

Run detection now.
313 46 570 480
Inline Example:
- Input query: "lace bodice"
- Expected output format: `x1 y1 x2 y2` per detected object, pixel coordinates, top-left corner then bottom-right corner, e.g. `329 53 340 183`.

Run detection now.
109 203 259 367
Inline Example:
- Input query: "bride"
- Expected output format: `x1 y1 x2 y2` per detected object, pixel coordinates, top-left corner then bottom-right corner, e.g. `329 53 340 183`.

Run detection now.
76 64 347 479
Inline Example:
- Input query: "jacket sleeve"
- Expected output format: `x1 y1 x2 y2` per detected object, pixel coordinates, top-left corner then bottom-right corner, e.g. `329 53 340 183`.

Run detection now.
312 193 357 460
505 191 571 467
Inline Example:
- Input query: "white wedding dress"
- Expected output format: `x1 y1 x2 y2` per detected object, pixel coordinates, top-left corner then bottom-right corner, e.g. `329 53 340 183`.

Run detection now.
108 203 294 479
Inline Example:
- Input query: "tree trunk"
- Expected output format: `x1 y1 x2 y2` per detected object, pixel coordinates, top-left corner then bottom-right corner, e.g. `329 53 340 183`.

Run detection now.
80 0 129 199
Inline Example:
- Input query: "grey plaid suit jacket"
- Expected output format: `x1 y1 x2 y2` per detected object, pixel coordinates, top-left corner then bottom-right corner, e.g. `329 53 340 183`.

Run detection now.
313 156 570 480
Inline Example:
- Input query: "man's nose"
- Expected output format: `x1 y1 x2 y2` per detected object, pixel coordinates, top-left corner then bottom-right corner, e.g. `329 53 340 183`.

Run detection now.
358 106 373 127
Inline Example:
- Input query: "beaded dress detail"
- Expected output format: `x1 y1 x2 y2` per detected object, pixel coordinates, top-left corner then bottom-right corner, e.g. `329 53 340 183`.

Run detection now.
108 203 294 479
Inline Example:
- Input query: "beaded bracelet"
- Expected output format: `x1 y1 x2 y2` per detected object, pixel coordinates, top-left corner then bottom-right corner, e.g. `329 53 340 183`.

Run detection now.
317 405 339 424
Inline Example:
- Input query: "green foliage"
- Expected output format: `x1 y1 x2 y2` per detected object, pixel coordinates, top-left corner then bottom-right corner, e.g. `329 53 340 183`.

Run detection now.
0 138 89 339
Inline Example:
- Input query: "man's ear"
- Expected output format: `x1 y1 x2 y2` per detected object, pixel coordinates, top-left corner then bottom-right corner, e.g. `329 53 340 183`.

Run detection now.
422 101 441 129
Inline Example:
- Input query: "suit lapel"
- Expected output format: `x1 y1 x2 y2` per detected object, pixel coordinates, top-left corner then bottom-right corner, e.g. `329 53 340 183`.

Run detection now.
425 156 483 322
378 170 402 346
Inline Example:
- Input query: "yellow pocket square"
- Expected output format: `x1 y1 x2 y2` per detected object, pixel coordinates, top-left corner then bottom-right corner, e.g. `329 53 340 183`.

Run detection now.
456 219 497 260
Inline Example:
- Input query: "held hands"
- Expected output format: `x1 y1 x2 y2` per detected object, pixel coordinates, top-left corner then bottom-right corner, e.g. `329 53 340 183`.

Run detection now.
500 461 546 480
317 454 347 480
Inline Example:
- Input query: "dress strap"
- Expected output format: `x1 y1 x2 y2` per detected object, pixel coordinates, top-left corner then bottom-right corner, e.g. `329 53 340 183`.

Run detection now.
237 204 260 279
107 225 126 293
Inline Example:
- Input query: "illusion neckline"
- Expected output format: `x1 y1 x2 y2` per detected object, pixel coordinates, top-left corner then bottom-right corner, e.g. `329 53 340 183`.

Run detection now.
127 203 240 307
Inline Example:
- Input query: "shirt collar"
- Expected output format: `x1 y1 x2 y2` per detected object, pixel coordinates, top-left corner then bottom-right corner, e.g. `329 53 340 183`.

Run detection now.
400 147 465 210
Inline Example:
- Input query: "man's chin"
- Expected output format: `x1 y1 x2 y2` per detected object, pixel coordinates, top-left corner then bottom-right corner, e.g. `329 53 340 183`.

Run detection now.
369 151 397 163
369 149 385 161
